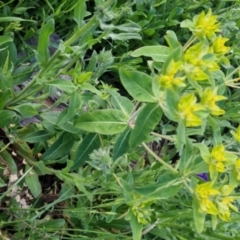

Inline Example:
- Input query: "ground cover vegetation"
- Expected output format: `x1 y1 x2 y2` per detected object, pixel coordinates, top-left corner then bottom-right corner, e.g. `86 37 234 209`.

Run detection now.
1 0 240 239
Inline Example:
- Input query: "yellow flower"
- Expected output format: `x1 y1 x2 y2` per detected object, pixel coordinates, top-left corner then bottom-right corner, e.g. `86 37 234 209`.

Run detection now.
131 202 152 224
231 126 240 143
211 36 230 54
178 93 205 127
193 9 220 39
195 182 220 215
210 145 227 173
204 145 237 179
201 87 227 115
216 186 238 221
158 60 185 89
186 66 209 81
184 42 219 77
235 158 240 181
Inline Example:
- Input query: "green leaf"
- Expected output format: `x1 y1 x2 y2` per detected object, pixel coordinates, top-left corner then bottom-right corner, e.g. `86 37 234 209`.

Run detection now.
107 32 141 41
0 17 35 22
41 111 81 134
109 91 134 116
164 89 179 120
57 91 81 125
0 36 13 46
164 30 181 50
37 219 65 229
0 89 11 110
113 126 131 161
75 109 128 135
119 68 156 102
0 41 17 69
179 137 194 173
25 166 42 198
194 143 210 162
0 110 17 127
193 196 205 233
130 215 143 240
131 45 171 62
47 79 77 93
41 133 75 160
208 116 222 145
0 177 6 187
176 119 186 154
71 133 101 170
74 0 86 27
37 19 55 65
130 103 162 148
22 130 52 143
162 45 183 74
148 182 183 199
12 64 35 85
0 150 18 174
13 103 39 117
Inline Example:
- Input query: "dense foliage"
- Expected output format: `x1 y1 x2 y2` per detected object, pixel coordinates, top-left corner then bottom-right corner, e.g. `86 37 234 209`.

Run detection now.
1 1 240 239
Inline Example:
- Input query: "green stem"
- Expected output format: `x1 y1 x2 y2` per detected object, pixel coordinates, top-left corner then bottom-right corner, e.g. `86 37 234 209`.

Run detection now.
225 65 240 80
64 16 98 46
7 15 99 106
142 142 178 174
151 131 176 142
183 35 197 51
184 180 193 194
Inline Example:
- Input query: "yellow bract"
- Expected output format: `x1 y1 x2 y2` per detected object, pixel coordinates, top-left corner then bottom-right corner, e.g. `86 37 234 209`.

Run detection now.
201 87 227 115
210 145 226 173
211 36 230 54
235 158 240 181
158 60 185 89
231 125 240 143
131 202 152 224
193 9 220 39
195 182 220 215
183 42 219 81
178 93 205 127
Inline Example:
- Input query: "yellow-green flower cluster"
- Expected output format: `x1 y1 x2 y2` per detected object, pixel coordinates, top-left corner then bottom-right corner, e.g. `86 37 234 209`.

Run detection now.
177 89 226 127
195 183 238 221
126 194 153 224
178 93 205 127
158 60 185 89
183 42 219 81
157 9 230 128
131 202 152 224
201 88 227 115
231 125 240 143
204 145 237 179
192 9 220 39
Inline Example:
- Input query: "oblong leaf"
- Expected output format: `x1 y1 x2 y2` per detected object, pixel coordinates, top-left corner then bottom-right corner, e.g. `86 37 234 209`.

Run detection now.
13 103 39 117
193 196 205 233
37 19 55 65
110 91 134 116
41 133 75 160
130 103 162 148
0 110 17 127
71 133 101 170
113 126 131 161
119 68 156 102
75 109 128 135
25 167 42 198
47 79 76 93
0 36 13 46
22 130 52 143
131 45 171 62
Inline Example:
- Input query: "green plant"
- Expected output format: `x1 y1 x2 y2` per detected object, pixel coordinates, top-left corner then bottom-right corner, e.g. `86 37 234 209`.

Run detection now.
1 1 240 240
